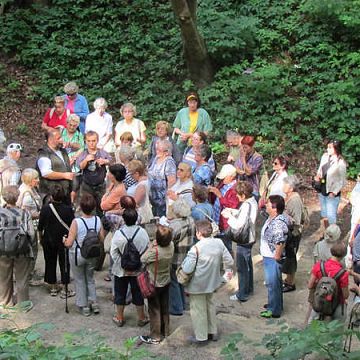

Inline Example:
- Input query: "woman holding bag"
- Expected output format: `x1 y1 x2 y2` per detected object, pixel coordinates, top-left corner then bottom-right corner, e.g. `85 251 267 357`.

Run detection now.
139 225 174 345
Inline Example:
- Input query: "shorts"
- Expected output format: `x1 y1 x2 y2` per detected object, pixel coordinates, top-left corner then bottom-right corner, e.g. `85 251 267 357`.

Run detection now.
114 275 144 306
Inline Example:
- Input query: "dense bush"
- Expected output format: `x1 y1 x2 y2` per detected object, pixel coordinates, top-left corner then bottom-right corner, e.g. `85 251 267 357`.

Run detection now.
0 0 359 176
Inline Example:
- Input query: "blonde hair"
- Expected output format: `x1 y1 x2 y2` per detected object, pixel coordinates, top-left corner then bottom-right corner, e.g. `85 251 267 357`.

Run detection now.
21 168 39 185
156 121 171 135
128 159 145 176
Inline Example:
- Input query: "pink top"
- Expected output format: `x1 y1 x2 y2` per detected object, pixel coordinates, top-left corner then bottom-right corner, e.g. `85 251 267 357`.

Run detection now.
66 96 75 113
100 183 127 212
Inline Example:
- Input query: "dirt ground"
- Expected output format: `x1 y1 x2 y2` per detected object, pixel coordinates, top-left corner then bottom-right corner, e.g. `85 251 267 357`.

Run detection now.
0 198 357 360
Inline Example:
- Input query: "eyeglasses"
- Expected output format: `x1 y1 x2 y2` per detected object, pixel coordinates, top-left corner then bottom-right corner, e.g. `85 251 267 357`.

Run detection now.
8 143 23 151
177 168 185 172
66 93 76 97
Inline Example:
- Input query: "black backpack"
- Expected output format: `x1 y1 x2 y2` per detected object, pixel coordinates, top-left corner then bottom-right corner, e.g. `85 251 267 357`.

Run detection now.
75 217 101 265
120 227 141 271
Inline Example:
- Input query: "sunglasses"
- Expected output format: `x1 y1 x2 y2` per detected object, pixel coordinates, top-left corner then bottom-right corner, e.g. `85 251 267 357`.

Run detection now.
8 143 23 151
66 93 76 97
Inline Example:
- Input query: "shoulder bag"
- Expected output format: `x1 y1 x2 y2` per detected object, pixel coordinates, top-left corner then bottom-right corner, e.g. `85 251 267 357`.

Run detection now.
137 245 158 298
176 245 199 286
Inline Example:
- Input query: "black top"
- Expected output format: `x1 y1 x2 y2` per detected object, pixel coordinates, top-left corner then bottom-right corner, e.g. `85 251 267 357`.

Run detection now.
38 202 74 244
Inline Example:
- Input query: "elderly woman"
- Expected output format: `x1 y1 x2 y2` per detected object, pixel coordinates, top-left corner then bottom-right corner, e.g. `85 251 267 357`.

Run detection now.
127 160 153 224
282 175 305 293
148 139 176 217
209 164 240 253
61 114 84 204
193 144 213 186
234 135 263 201
183 131 216 173
168 198 196 316
259 156 289 209
16 168 42 280
260 195 289 318
173 91 212 153
181 219 233 344
314 140 347 228
148 121 181 166
64 193 105 316
115 102 146 148
0 143 22 193
0 186 35 312
191 184 214 221
63 81 89 134
117 145 137 190
38 185 75 297
85 97 115 153
166 162 194 217
225 181 258 303
140 225 174 345
42 96 71 131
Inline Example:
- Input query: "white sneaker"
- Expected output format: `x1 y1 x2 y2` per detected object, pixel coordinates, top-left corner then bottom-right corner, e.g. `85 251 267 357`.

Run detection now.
229 294 239 301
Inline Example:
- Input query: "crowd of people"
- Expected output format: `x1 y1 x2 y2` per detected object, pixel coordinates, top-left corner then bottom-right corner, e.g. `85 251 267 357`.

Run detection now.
0 82 359 347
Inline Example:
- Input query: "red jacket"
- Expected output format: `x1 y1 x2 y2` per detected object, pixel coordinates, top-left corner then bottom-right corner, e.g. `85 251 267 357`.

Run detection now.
216 180 240 231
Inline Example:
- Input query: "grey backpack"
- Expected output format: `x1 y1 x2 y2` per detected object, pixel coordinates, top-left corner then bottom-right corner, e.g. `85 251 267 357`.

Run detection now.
0 208 31 257
313 261 345 316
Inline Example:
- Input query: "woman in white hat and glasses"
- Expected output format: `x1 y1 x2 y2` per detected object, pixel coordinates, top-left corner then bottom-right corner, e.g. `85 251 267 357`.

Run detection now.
208 164 240 254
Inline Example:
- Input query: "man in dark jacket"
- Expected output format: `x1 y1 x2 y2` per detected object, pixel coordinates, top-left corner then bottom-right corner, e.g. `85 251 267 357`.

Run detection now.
36 128 74 204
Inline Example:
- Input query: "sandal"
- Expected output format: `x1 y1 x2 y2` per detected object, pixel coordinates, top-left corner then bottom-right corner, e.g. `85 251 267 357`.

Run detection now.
138 318 149 327
60 289 76 299
104 275 111 282
139 335 160 345
112 316 125 327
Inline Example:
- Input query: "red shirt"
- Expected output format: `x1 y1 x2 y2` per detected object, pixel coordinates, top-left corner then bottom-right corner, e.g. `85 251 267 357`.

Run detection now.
43 107 70 128
312 258 348 304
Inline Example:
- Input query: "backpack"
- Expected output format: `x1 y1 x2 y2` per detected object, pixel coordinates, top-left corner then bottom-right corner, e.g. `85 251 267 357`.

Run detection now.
0 208 31 257
120 227 141 271
75 217 101 264
312 261 346 316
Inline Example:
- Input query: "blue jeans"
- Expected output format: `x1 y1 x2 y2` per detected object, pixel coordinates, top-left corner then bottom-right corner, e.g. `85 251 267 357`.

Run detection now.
236 246 253 301
169 266 186 315
263 257 283 317
319 193 340 224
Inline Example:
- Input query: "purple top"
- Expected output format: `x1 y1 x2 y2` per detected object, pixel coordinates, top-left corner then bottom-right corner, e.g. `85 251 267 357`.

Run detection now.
235 150 263 193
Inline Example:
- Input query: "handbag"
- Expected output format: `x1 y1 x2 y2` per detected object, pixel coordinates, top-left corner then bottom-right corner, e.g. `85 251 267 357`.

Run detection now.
176 245 199 286
196 208 219 236
224 203 252 245
137 245 158 298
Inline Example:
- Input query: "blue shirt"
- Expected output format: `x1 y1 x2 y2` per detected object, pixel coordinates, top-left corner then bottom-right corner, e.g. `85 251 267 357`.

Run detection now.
193 163 212 186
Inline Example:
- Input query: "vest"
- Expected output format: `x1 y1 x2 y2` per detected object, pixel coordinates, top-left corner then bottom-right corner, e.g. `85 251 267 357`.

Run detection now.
36 145 72 197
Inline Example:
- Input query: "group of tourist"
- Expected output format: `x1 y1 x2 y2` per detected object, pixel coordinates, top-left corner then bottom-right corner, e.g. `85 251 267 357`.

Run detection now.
0 81 358 347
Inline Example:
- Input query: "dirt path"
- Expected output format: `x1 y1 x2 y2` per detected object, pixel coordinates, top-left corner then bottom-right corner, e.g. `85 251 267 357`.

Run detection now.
0 201 355 359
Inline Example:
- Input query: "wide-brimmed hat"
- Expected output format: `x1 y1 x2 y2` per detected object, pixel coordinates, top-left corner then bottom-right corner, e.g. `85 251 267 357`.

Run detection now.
217 164 237 180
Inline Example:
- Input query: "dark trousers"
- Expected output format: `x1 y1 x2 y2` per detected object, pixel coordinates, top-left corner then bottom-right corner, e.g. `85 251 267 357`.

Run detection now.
148 284 170 339
236 245 253 301
114 276 144 306
42 240 70 285
80 182 106 217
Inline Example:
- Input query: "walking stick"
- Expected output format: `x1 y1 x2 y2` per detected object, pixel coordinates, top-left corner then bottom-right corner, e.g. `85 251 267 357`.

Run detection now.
64 247 69 313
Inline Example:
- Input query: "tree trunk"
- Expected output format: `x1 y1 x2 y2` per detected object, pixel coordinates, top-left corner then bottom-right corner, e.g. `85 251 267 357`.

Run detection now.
170 0 214 88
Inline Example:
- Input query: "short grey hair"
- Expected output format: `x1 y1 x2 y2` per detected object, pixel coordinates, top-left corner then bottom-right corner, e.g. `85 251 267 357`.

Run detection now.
2 185 20 205
172 198 191 218
157 139 172 156
283 175 300 191
63 81 79 94
118 146 135 162
120 102 137 116
66 114 80 125
93 97 108 110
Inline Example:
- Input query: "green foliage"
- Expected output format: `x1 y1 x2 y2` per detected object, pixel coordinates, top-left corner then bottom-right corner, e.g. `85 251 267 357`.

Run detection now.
0 322 151 359
0 0 359 176
221 320 360 359
16 123 29 135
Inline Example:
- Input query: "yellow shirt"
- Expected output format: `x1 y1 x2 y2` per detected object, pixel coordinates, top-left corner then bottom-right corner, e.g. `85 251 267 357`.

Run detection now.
188 111 199 145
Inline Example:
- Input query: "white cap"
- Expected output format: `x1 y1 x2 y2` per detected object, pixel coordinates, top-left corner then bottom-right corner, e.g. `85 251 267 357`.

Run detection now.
7 143 23 153
217 164 237 180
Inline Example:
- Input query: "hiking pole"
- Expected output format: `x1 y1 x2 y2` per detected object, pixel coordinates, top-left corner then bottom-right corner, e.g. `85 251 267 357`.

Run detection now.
64 246 69 314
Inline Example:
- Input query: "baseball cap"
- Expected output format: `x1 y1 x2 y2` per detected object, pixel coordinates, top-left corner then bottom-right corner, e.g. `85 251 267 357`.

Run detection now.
217 164 237 180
